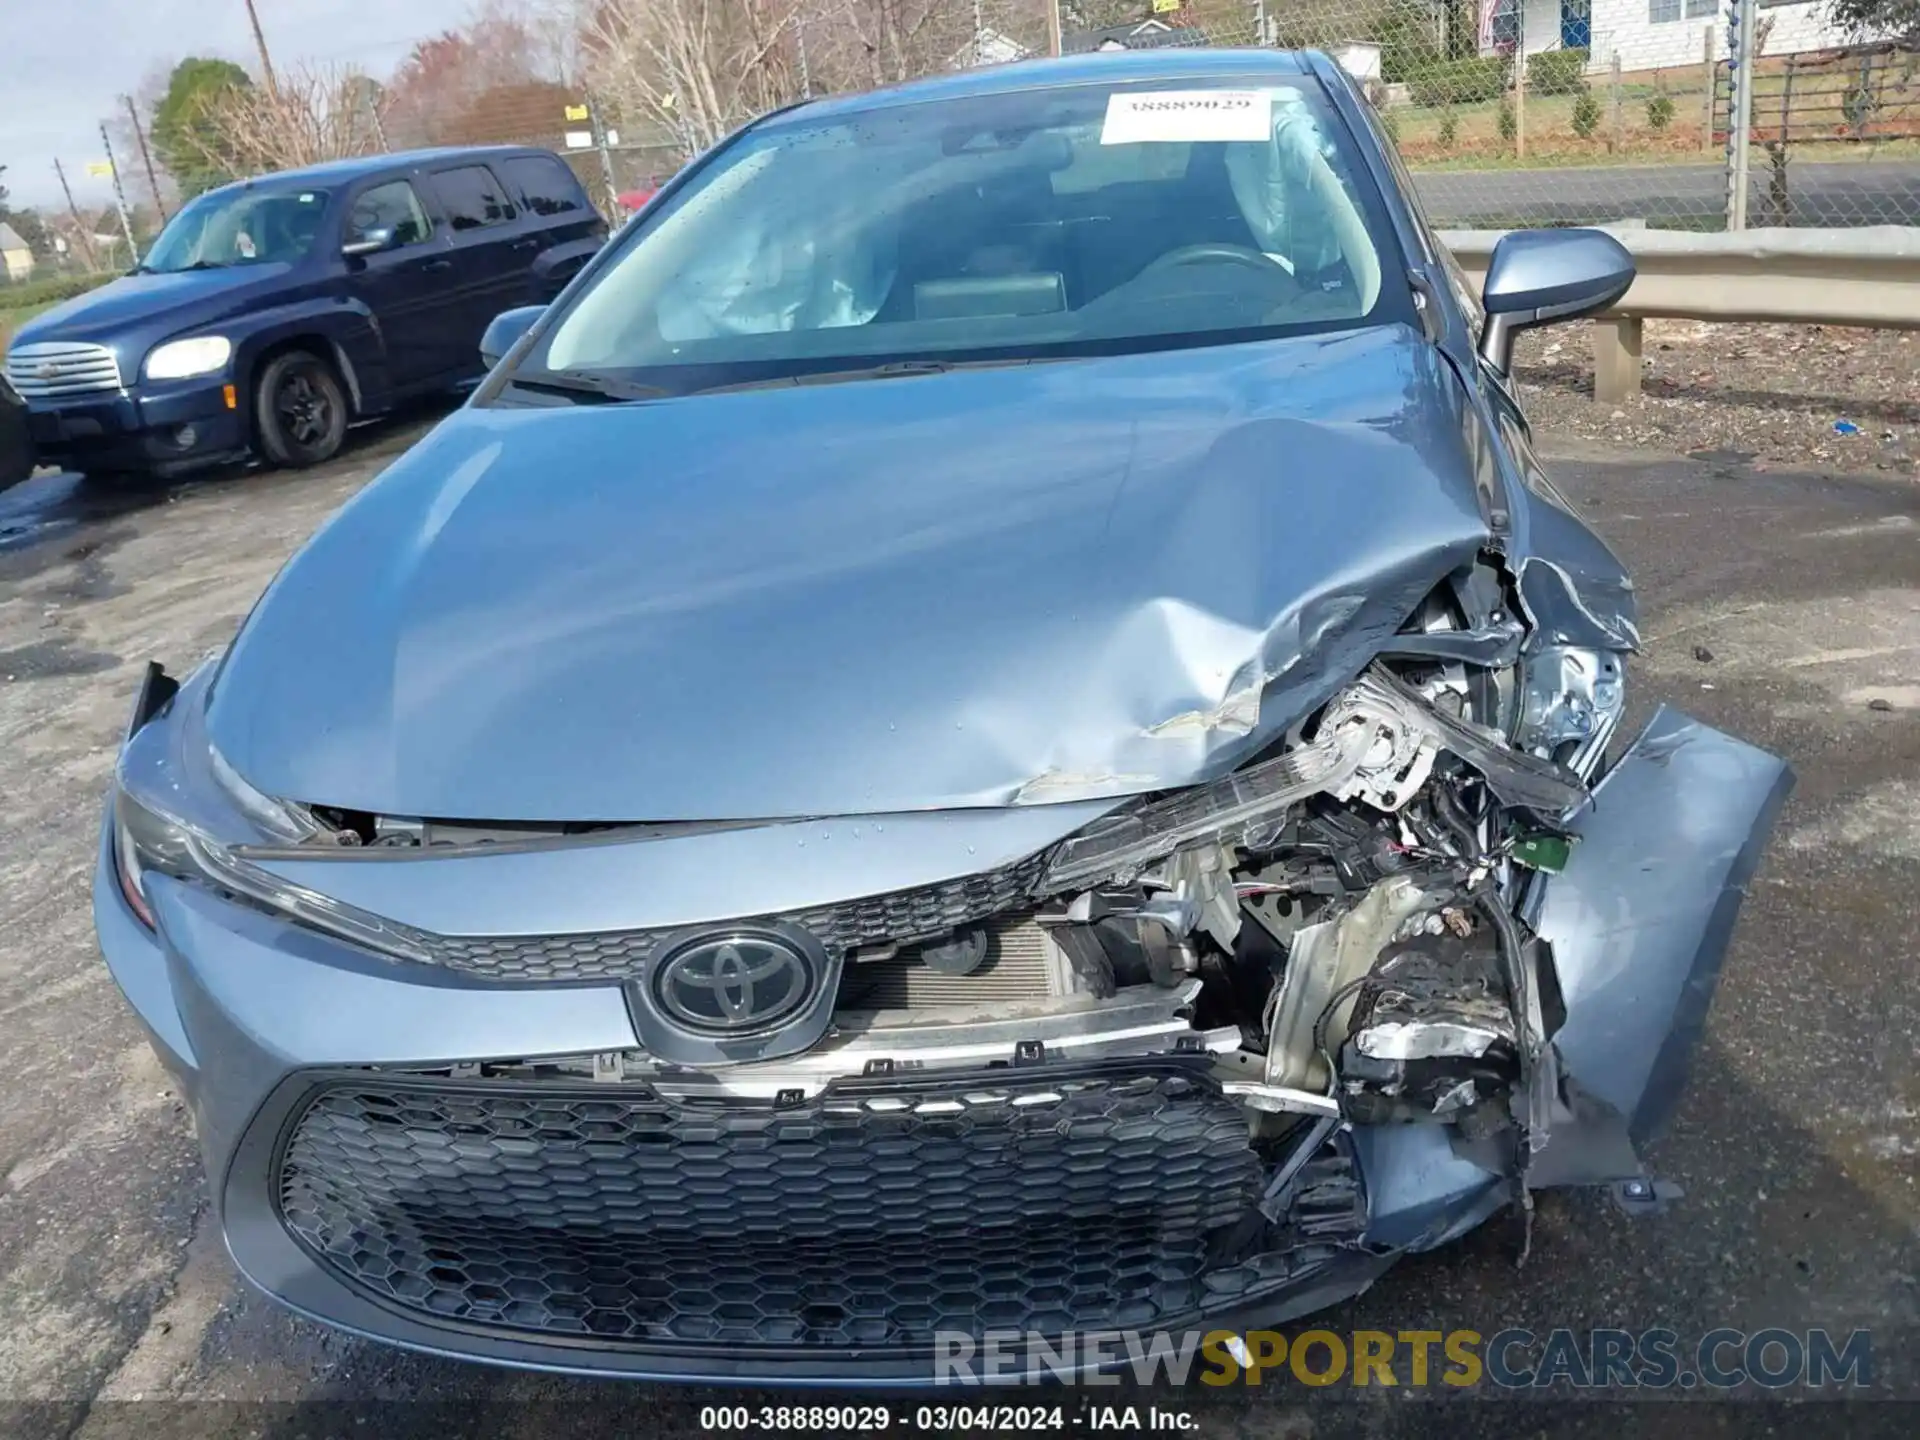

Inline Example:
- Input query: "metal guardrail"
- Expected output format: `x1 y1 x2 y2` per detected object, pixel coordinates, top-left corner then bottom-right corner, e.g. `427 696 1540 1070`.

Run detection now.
1438 225 1920 401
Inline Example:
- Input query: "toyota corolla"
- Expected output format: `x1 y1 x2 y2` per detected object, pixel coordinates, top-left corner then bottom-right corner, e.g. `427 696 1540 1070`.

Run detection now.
95 50 1790 1383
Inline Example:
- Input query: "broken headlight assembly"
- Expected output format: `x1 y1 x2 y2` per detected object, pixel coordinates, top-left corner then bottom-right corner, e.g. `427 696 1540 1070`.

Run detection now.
1040 671 1441 893
111 781 430 962
111 667 429 962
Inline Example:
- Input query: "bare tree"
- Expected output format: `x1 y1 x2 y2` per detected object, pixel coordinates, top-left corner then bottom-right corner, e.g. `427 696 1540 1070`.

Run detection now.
574 0 810 155
183 63 395 179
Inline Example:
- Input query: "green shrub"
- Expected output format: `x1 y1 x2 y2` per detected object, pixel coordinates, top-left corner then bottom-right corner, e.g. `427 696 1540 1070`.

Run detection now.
1571 90 1602 139
1437 108 1459 148
1497 99 1517 142
1646 90 1676 131
1527 47 1590 97
1408 56 1507 109
0 271 119 309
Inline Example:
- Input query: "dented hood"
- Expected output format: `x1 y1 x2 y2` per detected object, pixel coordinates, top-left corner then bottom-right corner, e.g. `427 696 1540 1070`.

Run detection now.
208 325 1493 822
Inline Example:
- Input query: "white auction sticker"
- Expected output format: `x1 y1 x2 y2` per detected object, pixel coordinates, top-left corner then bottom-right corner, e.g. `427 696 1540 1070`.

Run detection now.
1100 90 1272 145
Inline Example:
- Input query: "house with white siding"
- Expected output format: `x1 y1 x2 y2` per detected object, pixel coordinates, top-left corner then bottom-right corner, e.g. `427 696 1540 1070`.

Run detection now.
1488 0 1864 73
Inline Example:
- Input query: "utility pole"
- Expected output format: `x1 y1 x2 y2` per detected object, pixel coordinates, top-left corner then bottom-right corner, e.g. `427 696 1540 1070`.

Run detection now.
244 0 280 100
52 159 100 270
123 95 168 223
1047 0 1063 57
100 123 141 265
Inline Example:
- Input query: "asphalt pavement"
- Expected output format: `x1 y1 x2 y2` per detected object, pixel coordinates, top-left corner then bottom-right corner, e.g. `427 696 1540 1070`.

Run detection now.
1413 158 1920 228
0 413 1915 1439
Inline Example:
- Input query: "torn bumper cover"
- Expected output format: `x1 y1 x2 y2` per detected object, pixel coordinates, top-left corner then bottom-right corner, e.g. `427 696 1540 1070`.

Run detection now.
93 688 1788 1383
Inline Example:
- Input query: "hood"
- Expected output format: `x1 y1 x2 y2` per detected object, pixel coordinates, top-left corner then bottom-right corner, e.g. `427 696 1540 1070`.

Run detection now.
14 264 297 349
208 325 1492 822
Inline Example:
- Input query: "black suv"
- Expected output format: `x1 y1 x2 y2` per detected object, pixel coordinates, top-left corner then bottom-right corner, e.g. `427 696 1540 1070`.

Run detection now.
3 147 607 479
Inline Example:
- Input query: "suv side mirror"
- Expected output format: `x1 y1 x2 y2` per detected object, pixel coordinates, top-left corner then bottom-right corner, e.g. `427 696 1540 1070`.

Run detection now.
480 305 546 369
1478 228 1635 377
341 226 395 258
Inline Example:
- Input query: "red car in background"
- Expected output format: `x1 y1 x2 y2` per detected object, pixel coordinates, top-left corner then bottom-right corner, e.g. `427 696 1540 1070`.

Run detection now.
616 183 661 217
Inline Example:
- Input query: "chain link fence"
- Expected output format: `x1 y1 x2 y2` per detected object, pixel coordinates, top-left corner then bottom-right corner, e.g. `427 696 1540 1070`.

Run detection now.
1160 1 1917 231
265 1 1916 234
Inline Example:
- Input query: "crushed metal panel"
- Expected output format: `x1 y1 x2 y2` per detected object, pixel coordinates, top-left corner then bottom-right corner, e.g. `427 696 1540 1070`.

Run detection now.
1532 706 1793 1146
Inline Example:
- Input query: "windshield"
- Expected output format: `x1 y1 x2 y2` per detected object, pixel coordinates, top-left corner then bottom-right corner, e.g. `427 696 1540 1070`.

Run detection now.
521 77 1409 396
142 186 332 272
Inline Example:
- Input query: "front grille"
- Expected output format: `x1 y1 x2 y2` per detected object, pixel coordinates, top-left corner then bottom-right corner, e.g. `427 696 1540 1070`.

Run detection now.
276 1061 1265 1349
5 341 122 399
424 855 1046 984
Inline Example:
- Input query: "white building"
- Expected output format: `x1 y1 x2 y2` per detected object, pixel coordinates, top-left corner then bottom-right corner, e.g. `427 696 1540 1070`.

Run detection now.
1489 0 1864 73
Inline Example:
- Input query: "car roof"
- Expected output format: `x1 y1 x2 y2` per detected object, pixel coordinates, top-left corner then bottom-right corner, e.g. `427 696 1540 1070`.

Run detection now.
771 48 1319 127
194 146 555 197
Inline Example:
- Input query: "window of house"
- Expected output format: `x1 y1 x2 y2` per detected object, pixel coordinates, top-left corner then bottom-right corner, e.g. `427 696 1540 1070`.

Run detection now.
428 166 518 230
500 155 587 217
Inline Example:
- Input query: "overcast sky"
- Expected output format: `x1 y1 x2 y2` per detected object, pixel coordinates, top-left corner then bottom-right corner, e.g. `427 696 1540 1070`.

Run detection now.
1 0 479 211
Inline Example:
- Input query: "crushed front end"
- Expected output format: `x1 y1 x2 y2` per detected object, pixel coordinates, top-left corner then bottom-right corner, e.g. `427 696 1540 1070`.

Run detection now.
95 581 1790 1383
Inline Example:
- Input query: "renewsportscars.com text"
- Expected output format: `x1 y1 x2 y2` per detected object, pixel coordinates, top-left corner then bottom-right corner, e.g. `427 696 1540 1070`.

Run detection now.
933 1326 1873 1389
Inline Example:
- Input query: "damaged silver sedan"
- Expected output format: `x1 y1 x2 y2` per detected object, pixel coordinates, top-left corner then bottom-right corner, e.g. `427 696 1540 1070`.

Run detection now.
95 50 1790 1382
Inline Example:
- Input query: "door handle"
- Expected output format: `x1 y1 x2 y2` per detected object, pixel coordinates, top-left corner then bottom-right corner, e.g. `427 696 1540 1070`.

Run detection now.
422 258 453 272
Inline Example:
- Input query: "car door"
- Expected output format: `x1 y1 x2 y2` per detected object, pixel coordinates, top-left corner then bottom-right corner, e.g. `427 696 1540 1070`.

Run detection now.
421 163 529 370
340 176 466 389
497 153 609 302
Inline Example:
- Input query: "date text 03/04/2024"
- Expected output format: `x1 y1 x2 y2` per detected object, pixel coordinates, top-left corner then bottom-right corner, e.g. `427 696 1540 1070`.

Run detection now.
697 1405 1191 1431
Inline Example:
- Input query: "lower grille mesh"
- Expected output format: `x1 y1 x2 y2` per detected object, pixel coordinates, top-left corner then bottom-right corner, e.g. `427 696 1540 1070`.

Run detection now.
276 1064 1263 1349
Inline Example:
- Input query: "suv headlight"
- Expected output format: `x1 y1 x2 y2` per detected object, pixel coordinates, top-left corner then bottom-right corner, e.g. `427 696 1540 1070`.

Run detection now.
143 336 232 381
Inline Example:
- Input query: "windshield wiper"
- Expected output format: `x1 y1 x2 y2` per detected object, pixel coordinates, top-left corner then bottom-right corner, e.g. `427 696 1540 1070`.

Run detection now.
503 370 670 405
696 357 1037 396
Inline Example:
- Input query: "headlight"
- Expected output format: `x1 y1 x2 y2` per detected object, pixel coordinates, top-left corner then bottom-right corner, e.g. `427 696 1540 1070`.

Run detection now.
112 780 430 962
143 336 232 381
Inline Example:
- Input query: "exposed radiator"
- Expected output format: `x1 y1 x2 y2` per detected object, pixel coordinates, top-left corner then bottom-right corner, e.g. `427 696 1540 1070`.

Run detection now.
839 914 1059 1009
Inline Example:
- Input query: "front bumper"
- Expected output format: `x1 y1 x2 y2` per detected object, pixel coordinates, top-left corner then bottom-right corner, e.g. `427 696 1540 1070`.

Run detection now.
92 705 1790 1384
27 379 244 475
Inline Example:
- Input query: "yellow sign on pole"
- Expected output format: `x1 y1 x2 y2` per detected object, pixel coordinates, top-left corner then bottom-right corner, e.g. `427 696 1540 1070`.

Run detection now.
85 161 114 178
563 103 590 122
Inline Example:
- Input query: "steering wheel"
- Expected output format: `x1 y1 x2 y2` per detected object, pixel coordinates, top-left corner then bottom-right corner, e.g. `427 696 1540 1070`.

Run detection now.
1136 242 1288 278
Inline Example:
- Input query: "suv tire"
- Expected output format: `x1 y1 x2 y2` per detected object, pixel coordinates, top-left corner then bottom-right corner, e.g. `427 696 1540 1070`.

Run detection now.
255 351 349 468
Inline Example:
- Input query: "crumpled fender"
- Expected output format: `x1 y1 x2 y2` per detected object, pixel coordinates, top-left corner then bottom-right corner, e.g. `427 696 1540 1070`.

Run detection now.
1531 705 1794 1154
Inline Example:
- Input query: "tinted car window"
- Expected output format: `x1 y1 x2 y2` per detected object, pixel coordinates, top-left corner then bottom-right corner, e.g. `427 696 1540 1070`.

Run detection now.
501 155 586 217
429 166 517 230
349 180 432 246
534 79 1413 395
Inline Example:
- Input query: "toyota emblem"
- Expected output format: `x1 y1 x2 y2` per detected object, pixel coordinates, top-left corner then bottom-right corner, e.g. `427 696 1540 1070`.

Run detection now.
652 932 814 1033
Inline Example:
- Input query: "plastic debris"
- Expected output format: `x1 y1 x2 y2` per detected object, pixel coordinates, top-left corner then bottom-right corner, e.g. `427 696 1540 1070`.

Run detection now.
1833 419 1860 435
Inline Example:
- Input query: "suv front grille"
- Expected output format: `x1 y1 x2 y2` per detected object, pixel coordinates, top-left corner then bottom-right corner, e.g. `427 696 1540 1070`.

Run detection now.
5 342 122 399
275 1060 1268 1350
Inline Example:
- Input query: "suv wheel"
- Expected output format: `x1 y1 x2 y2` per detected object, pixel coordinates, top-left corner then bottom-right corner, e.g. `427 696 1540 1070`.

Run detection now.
255 351 348 468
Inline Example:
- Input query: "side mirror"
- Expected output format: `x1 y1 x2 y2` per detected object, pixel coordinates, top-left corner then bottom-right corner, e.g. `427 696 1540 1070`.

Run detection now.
1477 228 1635 377
480 305 546 369
341 226 395 258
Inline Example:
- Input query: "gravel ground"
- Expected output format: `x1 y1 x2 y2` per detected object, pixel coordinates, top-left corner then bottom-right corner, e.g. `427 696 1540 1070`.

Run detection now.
1514 322 1920 478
